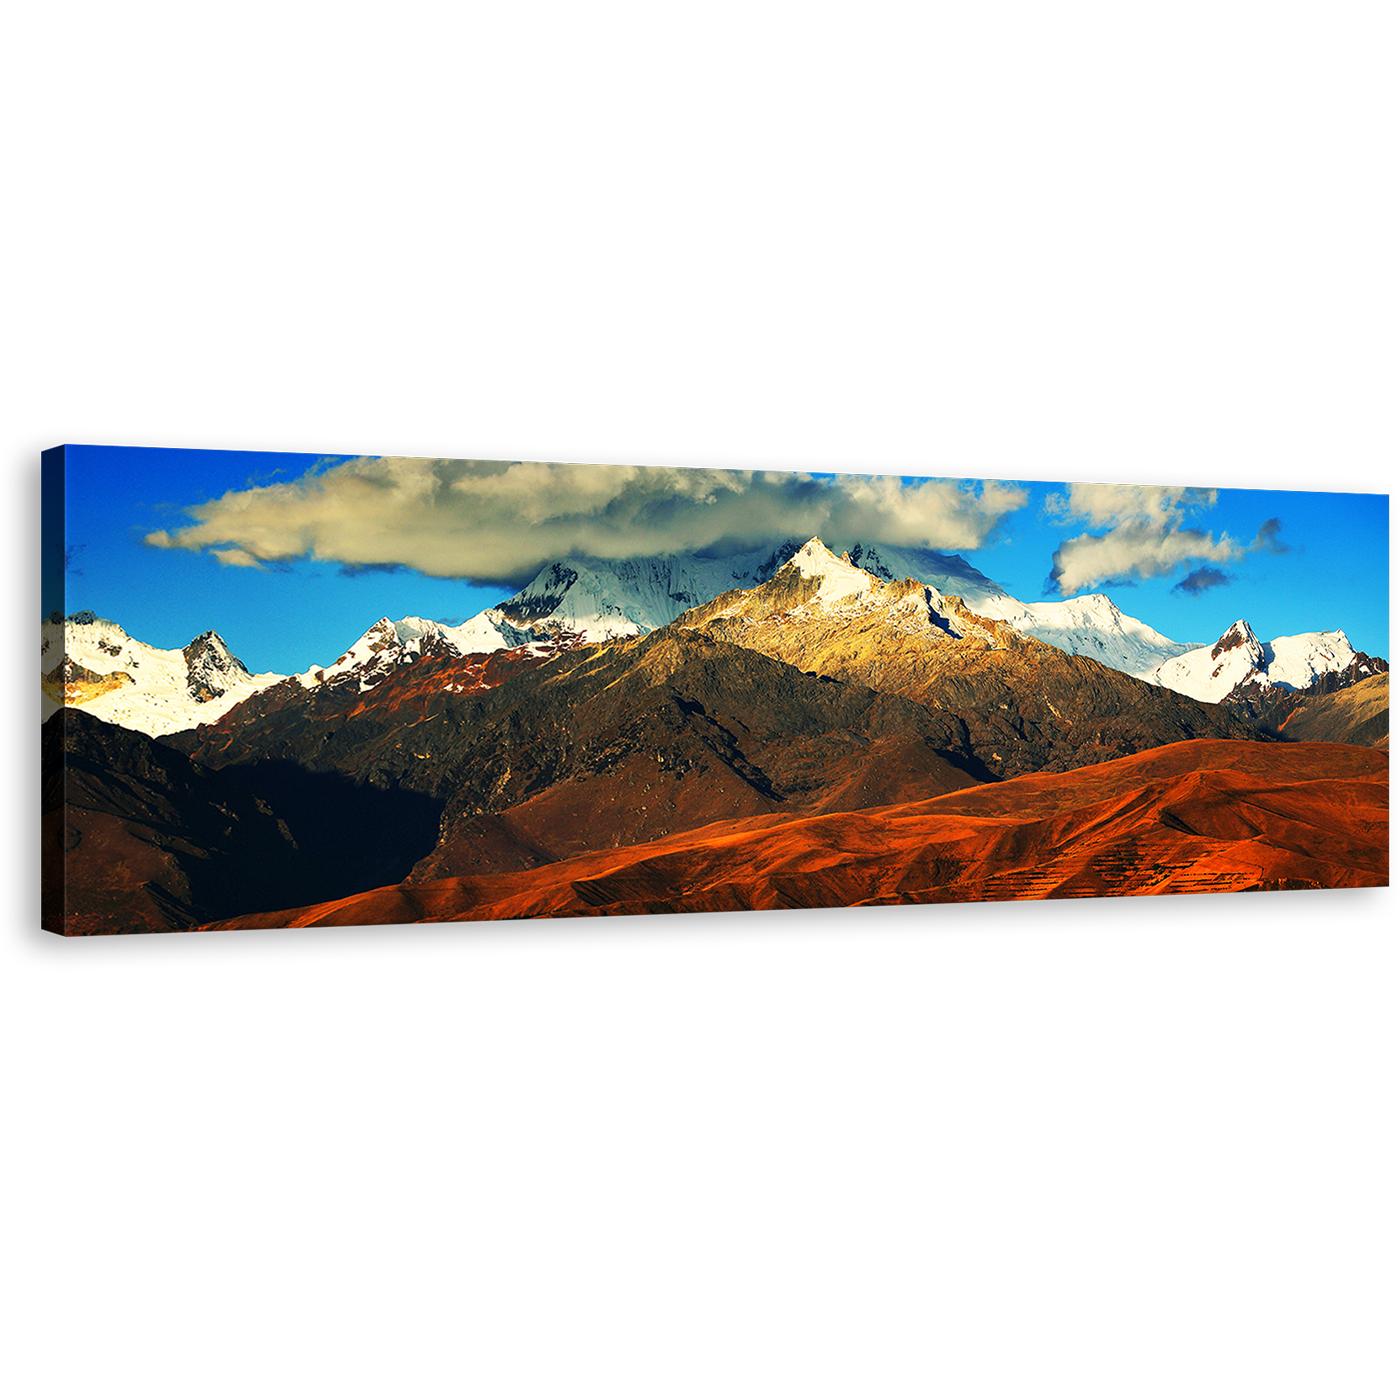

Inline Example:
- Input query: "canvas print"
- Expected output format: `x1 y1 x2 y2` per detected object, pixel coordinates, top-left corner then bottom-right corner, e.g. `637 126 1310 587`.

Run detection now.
41 446 1389 935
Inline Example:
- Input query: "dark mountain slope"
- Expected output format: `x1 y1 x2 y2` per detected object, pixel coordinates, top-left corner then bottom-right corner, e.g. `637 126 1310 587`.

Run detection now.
45 709 443 934
168 637 561 780
407 629 993 880
44 709 303 934
172 628 994 882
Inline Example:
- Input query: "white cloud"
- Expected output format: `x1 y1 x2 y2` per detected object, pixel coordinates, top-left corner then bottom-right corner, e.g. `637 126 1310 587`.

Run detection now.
144 457 1028 584
1045 481 1242 595
1046 482 1219 528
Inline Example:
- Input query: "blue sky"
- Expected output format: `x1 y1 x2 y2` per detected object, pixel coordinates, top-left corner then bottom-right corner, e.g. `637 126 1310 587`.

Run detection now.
48 445 1389 675
974 479 1390 656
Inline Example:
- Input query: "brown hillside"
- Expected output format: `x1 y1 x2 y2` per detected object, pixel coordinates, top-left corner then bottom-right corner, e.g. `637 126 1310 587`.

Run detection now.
205 739 1387 930
406 630 989 881
1272 674 1389 749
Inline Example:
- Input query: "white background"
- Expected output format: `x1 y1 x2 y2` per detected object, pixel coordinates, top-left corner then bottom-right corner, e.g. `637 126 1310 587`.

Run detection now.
5 940 1394 1400
5 1 1394 459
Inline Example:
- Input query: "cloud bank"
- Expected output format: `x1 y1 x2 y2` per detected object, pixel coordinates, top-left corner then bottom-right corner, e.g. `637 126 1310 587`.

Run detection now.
145 457 1028 584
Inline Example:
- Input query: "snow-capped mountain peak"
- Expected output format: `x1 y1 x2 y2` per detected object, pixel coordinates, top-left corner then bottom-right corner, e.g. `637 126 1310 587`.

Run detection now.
41 614 284 736
896 582 1192 680
1070 594 1121 622
484 537 1206 680
786 538 883 605
183 628 244 664
749 539 808 583
389 616 442 644
683 537 973 645
841 542 1014 612
295 607 576 695
301 615 442 689
183 630 252 701
1253 629 1358 690
1147 620 1358 704
492 541 809 642
1210 619 1261 660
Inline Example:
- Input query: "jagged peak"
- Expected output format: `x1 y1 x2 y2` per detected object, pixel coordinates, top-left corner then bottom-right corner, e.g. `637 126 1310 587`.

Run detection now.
358 616 401 641
789 537 847 570
390 616 442 643
1211 619 1260 659
748 539 805 582
183 629 250 680
784 539 884 598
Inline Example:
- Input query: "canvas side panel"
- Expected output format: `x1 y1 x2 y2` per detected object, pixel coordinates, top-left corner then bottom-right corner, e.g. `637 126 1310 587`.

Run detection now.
41 447 70 934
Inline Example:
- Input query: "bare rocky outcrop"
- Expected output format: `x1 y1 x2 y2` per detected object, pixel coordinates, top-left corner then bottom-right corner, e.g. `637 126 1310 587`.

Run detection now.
182 630 250 701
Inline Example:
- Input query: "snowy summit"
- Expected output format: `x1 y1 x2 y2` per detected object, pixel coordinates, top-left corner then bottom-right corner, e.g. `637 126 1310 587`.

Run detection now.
1148 620 1360 704
41 613 285 736
786 538 884 606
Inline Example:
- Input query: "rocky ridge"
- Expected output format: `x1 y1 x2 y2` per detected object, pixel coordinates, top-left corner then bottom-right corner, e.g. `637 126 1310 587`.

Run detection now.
1233 670 1390 748
679 540 1267 779
174 623 995 882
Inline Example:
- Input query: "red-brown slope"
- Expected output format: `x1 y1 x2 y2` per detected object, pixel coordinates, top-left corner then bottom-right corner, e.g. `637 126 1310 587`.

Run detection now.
205 739 1388 929
412 722 981 878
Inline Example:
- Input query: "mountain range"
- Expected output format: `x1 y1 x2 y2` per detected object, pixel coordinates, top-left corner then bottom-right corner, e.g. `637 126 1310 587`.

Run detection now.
42 539 1383 738
42 537 1388 933
1145 619 1384 704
